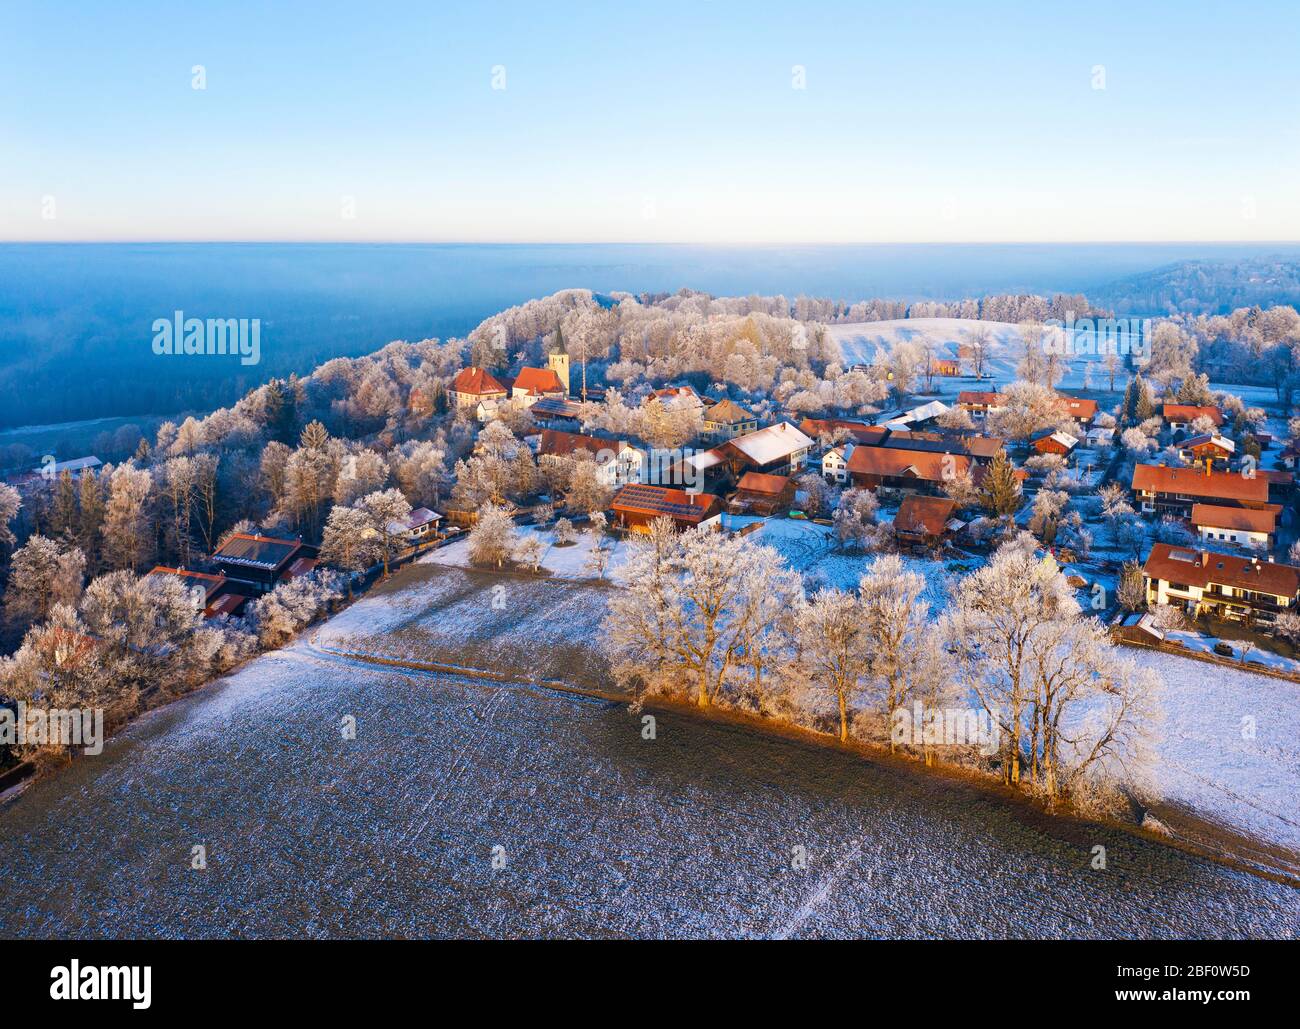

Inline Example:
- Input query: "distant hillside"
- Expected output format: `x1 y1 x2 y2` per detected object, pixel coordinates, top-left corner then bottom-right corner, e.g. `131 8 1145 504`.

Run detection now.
1095 256 1300 316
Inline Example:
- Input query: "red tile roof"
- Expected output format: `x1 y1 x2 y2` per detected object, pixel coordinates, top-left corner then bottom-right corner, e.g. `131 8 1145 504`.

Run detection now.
894 495 957 537
957 391 1004 407
451 366 508 397
512 366 565 396
538 429 626 462
735 471 791 495
1190 503 1279 534
1131 464 1268 505
799 418 888 444
1057 395 1098 421
847 445 972 483
1144 542 1300 599
1163 403 1224 426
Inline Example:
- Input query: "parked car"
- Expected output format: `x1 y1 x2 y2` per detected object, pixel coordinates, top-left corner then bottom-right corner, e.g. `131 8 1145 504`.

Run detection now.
1213 642 1234 657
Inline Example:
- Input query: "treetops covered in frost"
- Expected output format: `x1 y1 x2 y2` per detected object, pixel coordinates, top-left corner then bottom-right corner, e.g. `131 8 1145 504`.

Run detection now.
603 523 1159 813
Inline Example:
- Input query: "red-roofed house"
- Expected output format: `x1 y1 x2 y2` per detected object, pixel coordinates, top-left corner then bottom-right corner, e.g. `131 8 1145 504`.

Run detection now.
729 472 795 516
1143 543 1300 631
847 445 972 496
146 566 240 618
510 366 567 406
1190 503 1280 549
1163 404 1224 431
609 484 723 533
449 367 508 410
893 495 958 547
1131 463 1269 516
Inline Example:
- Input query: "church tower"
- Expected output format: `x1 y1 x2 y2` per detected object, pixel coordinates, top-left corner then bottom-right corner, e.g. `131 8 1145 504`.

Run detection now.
548 351 571 395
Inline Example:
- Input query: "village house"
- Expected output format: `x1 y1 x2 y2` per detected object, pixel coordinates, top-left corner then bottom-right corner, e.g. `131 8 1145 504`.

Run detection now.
701 399 759 441
820 444 852 484
448 366 508 411
882 430 1003 464
1031 429 1079 458
929 357 960 377
1131 463 1270 516
1190 503 1279 549
146 566 246 618
1163 403 1224 433
209 533 309 593
883 400 950 431
1143 543 1300 633
798 417 886 446
846 445 972 497
538 428 644 487
645 385 703 409
1055 394 1097 426
509 364 568 407
714 421 814 478
892 495 958 549
956 390 1004 417
388 507 443 546
609 483 723 533
1177 432 1235 470
728 471 795 516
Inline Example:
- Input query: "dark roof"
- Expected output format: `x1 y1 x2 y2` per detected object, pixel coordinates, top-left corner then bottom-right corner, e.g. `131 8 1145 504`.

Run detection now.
212 533 302 571
883 430 1003 459
610 484 721 524
530 396 584 419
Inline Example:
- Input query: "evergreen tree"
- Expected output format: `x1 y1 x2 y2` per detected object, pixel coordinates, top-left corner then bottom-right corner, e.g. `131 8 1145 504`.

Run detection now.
979 450 1022 517
1133 374 1156 422
77 468 104 565
50 469 78 540
300 419 330 451
1119 378 1138 426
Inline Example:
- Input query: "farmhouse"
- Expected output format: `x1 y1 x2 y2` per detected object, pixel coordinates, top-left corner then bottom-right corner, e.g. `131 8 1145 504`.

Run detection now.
1177 433 1235 469
1131 463 1269 516
1163 404 1224 432
702 399 759 441
449 367 508 410
1190 503 1278 549
893 495 958 548
1031 430 1079 457
645 385 702 409
538 429 644 487
884 400 950 431
729 471 795 516
714 422 813 478
210 533 307 593
821 445 851 484
1056 394 1098 426
1143 543 1300 632
930 358 960 377
610 484 723 533
956 391 1004 416
882 430 1003 463
847 445 972 496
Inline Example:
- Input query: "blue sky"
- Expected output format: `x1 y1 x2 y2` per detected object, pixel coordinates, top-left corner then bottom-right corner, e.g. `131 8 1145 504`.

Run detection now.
2 0 1298 243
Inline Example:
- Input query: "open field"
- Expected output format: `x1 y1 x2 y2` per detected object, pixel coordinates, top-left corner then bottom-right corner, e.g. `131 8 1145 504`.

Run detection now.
1 623 1296 938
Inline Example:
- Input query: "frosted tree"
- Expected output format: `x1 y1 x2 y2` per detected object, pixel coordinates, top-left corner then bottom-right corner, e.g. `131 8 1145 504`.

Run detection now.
102 462 154 572
515 534 546 572
248 571 344 648
332 449 390 508
832 488 881 551
6 535 86 627
858 554 932 749
0 483 21 554
468 502 519 568
356 488 412 578
319 504 382 594
794 589 868 742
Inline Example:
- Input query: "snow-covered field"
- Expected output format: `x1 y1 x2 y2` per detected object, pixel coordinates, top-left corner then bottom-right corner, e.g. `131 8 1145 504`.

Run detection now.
1 631 1295 938
1135 648 1300 855
826 317 1128 394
